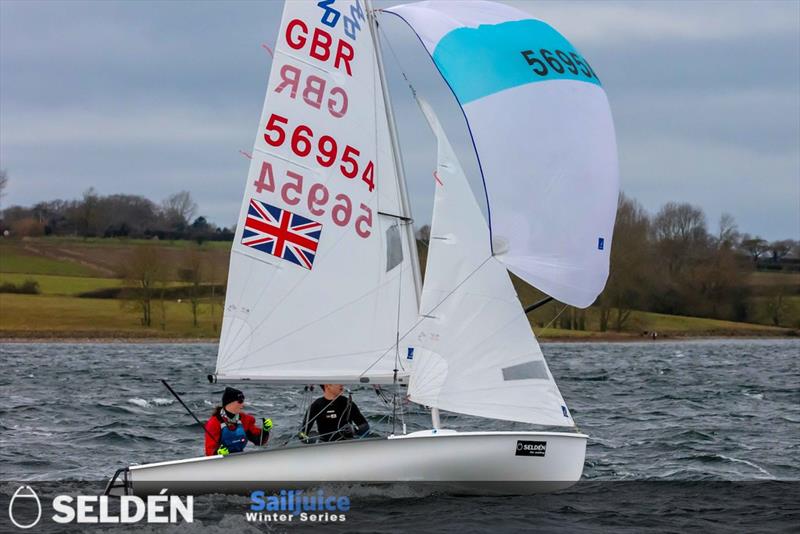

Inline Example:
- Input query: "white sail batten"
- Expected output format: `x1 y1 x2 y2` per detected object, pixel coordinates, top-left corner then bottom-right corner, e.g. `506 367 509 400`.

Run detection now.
407 100 575 427
385 1 620 308
216 0 417 384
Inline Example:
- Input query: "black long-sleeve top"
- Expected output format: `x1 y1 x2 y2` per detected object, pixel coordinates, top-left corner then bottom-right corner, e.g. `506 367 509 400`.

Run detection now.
303 395 369 442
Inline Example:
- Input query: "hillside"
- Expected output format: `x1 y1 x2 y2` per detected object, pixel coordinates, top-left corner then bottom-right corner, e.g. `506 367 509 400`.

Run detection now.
1 237 797 340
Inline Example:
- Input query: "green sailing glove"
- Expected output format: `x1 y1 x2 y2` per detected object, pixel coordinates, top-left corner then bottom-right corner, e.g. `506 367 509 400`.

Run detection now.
217 445 230 456
262 418 273 432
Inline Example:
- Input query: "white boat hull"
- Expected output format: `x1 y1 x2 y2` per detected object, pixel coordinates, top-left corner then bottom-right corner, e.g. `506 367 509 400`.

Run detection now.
111 430 587 496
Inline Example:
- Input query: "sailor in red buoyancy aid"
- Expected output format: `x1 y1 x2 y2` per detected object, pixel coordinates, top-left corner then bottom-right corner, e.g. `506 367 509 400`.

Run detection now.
204 387 273 456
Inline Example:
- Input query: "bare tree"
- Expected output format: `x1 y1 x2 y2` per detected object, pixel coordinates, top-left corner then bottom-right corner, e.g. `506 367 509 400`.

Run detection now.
79 187 101 237
739 235 769 266
179 247 205 327
652 202 708 276
598 193 652 332
162 191 198 229
717 213 739 249
765 285 790 326
119 244 167 327
768 240 794 263
0 169 8 203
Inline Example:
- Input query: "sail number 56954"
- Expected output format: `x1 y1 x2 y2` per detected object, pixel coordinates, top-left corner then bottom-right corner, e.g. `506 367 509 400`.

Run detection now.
263 113 375 193
254 160 372 239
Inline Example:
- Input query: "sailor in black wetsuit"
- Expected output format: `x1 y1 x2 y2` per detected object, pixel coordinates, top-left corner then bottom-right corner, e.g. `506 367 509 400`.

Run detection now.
301 384 369 442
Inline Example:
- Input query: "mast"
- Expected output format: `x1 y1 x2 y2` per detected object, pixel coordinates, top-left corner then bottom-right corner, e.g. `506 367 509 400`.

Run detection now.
367 1 422 304
367 1 439 429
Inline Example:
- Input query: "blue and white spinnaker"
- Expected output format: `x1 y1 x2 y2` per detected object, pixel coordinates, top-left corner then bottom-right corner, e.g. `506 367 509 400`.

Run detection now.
385 0 620 307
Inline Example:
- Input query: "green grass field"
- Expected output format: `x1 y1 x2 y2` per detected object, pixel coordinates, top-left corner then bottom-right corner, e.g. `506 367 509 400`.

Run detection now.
0 249 96 276
748 271 800 287
534 309 790 339
2 236 233 249
0 293 223 338
0 273 121 295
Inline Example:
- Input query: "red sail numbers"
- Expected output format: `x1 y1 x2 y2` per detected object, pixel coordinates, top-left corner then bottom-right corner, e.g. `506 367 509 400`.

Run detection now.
275 64 348 119
285 18 354 76
263 113 375 193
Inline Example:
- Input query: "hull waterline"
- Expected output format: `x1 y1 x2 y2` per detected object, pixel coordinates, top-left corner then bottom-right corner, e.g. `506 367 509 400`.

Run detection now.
108 430 587 496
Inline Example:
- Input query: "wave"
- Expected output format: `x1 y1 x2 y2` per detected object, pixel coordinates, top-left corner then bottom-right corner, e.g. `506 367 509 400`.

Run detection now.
127 397 175 408
716 454 775 479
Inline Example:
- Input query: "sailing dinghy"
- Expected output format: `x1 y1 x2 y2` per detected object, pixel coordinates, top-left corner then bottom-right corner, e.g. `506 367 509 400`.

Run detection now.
107 0 618 496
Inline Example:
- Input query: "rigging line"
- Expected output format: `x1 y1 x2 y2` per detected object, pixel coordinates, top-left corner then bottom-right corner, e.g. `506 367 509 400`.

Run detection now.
539 303 570 333
218 267 408 371
377 20 417 100
218 215 383 370
358 255 493 377
293 391 345 437
281 385 314 446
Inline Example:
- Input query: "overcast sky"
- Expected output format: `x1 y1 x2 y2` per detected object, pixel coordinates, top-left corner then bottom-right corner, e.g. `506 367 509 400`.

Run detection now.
1 0 798 240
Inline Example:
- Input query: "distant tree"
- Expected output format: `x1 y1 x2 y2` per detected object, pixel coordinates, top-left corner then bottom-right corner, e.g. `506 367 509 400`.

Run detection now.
598 193 652 332
739 235 769 266
162 191 198 230
10 217 45 237
768 240 794 264
716 213 739 250
652 202 708 277
179 247 205 327
696 221 750 320
119 245 167 327
190 216 212 244
205 255 227 333
79 187 101 237
102 194 160 237
0 169 8 203
765 285 791 326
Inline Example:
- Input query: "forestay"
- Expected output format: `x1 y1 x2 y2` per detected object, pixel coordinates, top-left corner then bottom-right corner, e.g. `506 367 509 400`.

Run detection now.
407 100 574 427
384 0 620 308
216 0 418 383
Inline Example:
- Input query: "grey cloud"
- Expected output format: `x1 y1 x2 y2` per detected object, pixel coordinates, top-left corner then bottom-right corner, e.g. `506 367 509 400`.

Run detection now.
1 0 798 240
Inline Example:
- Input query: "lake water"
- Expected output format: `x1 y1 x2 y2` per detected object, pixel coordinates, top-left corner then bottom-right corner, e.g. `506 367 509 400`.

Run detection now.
1 339 798 532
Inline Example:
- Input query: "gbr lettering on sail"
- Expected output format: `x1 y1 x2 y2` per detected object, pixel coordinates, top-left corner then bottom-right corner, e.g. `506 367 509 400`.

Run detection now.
243 0 377 264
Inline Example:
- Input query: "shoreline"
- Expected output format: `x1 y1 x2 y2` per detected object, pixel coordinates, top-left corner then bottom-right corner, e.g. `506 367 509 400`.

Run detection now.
1 333 796 344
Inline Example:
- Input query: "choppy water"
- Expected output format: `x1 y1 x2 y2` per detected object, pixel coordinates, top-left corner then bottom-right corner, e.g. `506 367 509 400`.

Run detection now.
1 339 798 532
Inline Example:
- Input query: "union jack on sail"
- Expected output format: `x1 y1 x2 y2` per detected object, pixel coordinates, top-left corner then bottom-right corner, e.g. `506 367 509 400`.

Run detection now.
241 198 323 270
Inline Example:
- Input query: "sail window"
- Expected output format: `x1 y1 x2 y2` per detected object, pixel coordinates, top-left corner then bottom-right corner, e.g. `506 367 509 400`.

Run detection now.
501 361 549 381
386 225 403 271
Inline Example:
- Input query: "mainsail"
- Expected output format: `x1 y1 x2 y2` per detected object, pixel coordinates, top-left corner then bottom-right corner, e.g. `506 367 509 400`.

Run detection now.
407 100 574 426
216 0 418 383
385 0 620 308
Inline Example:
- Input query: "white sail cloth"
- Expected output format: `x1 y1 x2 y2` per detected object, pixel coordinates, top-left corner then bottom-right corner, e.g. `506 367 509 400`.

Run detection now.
216 0 417 383
385 0 620 308
407 100 574 427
